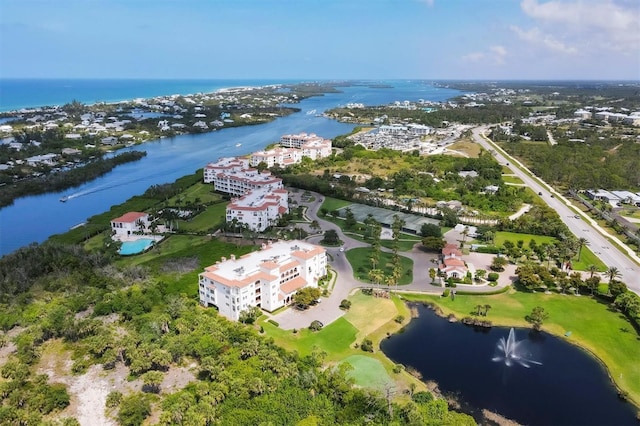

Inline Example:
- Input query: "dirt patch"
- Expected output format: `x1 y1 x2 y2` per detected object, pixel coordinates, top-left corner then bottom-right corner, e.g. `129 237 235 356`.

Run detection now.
482 409 522 426
0 327 26 368
161 363 197 393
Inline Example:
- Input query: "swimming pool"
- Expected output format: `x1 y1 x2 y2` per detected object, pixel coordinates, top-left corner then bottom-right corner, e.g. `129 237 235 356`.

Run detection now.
119 238 156 255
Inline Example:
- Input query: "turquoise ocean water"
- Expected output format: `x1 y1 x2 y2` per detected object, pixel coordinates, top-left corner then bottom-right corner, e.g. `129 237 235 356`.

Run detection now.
0 78 304 112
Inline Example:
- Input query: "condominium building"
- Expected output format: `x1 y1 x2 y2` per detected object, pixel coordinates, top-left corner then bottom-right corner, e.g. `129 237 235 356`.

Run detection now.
203 157 283 196
198 240 327 321
226 186 289 231
280 132 329 149
250 147 302 168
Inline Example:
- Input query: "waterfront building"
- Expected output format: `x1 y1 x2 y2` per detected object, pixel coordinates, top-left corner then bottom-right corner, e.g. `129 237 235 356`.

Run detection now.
279 132 326 149
203 157 283 196
226 186 289 232
198 240 327 321
110 212 149 236
250 147 302 168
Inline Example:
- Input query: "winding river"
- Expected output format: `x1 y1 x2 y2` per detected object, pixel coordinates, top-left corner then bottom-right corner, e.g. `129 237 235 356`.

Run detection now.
0 81 460 256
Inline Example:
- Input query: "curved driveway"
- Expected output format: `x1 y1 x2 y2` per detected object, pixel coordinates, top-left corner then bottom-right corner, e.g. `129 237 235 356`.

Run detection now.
272 190 513 329
471 126 640 294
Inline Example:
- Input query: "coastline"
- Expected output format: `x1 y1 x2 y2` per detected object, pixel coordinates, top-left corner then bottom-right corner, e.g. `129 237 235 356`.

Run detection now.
0 78 309 113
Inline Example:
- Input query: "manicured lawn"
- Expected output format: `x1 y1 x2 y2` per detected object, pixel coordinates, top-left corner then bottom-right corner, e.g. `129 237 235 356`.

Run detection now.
177 201 228 232
346 247 413 285
261 317 358 359
326 216 421 252
401 291 640 406
340 355 395 391
344 291 399 340
572 245 607 272
501 175 524 185
320 196 352 213
494 231 557 247
169 182 222 204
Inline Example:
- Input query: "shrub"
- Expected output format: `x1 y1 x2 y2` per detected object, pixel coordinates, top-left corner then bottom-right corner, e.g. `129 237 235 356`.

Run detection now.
412 391 434 403
309 320 323 332
106 391 123 408
360 339 374 352
393 364 404 374
267 319 279 327
362 288 373 296
442 289 451 298
394 315 405 324
339 299 352 310
487 272 499 282
118 393 151 426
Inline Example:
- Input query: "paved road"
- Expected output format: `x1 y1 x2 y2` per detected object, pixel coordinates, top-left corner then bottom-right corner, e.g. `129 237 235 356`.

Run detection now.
471 126 640 294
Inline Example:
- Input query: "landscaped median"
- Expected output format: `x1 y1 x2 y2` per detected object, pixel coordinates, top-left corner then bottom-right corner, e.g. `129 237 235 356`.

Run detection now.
399 290 640 408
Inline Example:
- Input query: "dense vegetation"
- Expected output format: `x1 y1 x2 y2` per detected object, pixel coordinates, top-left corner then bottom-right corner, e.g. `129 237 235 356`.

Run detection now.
0 151 146 208
0 237 474 425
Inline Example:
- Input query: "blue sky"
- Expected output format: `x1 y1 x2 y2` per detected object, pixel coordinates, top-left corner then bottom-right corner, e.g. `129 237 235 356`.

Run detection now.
1 0 638 80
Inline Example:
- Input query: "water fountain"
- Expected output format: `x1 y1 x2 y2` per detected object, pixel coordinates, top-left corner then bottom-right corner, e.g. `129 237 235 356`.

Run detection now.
492 328 542 368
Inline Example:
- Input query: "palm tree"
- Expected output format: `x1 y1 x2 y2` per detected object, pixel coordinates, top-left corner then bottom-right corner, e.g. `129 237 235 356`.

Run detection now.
605 266 621 284
474 304 483 316
576 237 589 261
483 304 492 316
587 264 599 279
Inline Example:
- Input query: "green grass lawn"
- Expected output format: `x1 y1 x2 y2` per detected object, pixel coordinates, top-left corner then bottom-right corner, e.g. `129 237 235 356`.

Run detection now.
344 291 399 340
320 196 352 213
340 355 395 391
346 247 413 285
261 316 358 359
177 201 228 232
169 182 222 204
401 291 640 406
325 216 422 252
501 175 524 185
572 245 607 271
494 231 557 247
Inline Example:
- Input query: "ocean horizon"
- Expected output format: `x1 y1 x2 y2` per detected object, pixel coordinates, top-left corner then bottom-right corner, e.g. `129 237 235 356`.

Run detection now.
0 78 311 112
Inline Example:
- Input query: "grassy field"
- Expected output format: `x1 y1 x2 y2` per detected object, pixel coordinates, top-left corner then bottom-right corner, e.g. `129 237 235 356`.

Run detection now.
176 201 227 233
344 291 399 340
572 246 607 271
494 231 557 247
260 290 425 397
501 175 524 185
345 247 414 285
401 290 640 406
340 355 395 391
320 196 352 213
448 138 482 158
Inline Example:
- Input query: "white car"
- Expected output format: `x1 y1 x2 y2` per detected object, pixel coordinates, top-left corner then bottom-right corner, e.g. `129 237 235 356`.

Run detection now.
339 247 345 252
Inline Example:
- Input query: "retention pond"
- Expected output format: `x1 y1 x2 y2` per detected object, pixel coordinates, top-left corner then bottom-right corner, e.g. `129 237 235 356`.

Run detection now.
380 304 638 426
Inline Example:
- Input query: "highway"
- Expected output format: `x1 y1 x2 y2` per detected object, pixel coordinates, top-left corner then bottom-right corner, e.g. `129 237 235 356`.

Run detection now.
471 126 640 294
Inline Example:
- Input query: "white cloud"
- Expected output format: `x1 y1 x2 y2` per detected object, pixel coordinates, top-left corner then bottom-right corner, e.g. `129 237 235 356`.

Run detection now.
462 52 485 62
519 0 640 51
510 25 578 54
462 45 507 65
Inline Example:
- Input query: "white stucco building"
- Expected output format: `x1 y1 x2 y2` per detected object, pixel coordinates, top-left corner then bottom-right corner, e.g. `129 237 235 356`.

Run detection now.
198 240 327 321
203 157 283 196
279 132 327 149
226 187 289 231
250 147 302 168
110 212 150 236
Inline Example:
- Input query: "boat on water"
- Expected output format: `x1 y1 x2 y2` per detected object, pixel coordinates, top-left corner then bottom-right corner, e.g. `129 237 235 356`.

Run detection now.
60 196 69 202
306 109 316 115
235 143 242 147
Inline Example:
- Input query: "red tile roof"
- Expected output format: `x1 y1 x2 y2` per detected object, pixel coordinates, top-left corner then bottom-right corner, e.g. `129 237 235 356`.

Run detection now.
112 212 147 223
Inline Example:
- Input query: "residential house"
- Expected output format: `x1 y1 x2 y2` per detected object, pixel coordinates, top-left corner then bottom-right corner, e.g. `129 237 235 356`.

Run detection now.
439 243 468 279
110 212 150 237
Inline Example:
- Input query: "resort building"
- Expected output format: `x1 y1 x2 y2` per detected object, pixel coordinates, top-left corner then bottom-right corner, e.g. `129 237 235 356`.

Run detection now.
250 147 302 168
226 186 289 231
203 157 283 196
198 240 327 321
111 212 150 236
439 243 468 279
279 132 330 150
